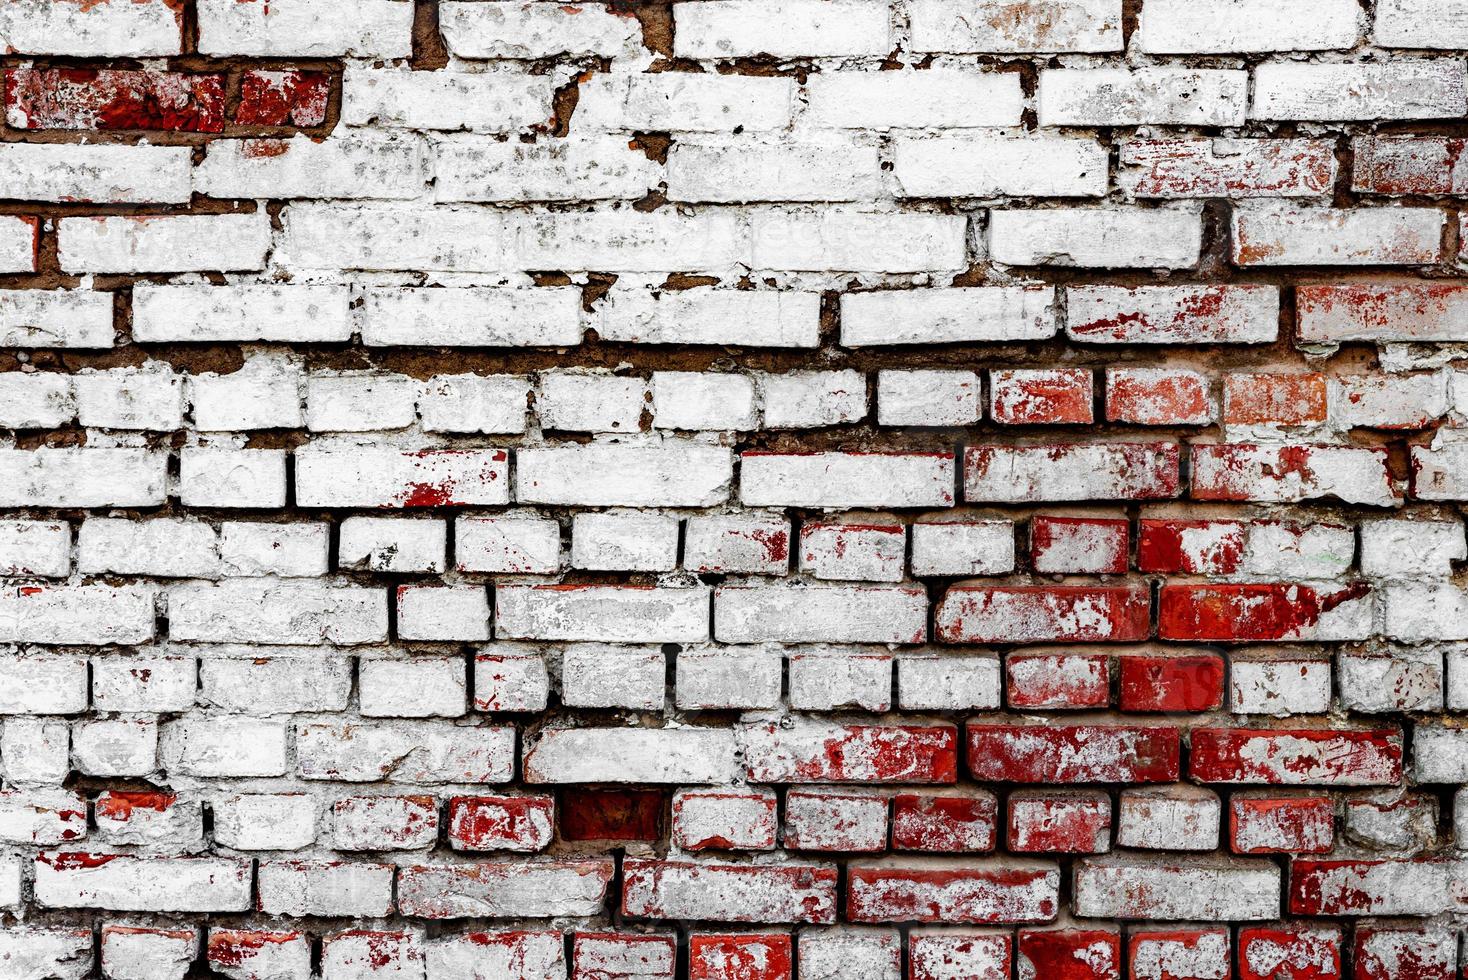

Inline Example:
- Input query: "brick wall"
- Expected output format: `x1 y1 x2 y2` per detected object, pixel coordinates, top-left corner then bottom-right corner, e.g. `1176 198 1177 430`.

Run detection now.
0 0 1467 977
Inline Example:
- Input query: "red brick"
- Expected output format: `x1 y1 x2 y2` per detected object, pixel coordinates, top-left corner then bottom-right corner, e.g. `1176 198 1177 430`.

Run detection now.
5 68 225 132
1118 652 1225 712
1128 928 1231 980
559 788 664 842
909 931 1011 980
1352 927 1455 980
1006 651 1111 709
1190 728 1403 786
1353 136 1468 195
1289 858 1455 917
845 862 1060 924
1224 373 1328 425
447 795 555 852
236 69 331 127
1230 794 1335 854
1030 515 1129 574
1137 519 1246 574
689 934 792 980
1158 583 1372 642
1007 790 1112 853
891 791 998 853
937 586 1151 644
1017 928 1121 980
991 369 1094 424
1237 925 1342 980
969 724 1180 784
1106 368 1212 425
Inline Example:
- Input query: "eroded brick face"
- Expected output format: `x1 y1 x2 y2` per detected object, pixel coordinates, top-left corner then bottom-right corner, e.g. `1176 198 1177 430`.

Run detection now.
0 1 1466 977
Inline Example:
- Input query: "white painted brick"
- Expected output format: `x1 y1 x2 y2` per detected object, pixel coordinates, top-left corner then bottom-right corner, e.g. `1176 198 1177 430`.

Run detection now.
168 581 386 645
715 583 928 644
161 717 288 778
3 719 70 785
360 657 467 717
198 653 352 713
1253 61 1468 120
102 926 196 980
910 0 1120 53
342 68 553 131
676 646 783 709
197 0 413 56
439 0 640 58
179 448 286 508
910 520 1015 576
58 215 271 274
72 719 158 777
799 928 902 980
1066 285 1278 344
190 356 304 432
220 522 330 578
789 649 893 711
667 138 883 203
810 70 1027 129
598 289 821 347
339 517 447 573
575 73 795 132
0 217 37 273
761 370 868 428
1377 0 1468 47
132 284 353 343
435 135 660 203
523 727 738 784
508 210 745 272
213 794 318 851
474 649 551 712
0 0 181 56
1362 519 1466 579
1117 786 1221 850
0 143 190 204
0 654 87 714
420 375 531 433
517 444 732 507
571 511 680 571
801 521 906 582
496 584 709 643
652 372 758 430
878 370 982 426
539 373 648 432
0 290 113 349
396 585 491 641
1136 0 1359 52
296 720 506 784
893 134 1108 198
281 204 506 273
78 519 219 579
683 514 791 575
674 0 891 58
92 656 195 713
196 133 426 200
0 521 70 578
1232 206 1445 266
740 452 955 509
897 652 1003 710
456 515 562 574
1339 647 1443 713
561 645 666 710
1039 69 1248 126
362 286 582 346
0 585 155 645
295 446 509 508
0 448 166 508
0 928 92 979
990 208 1203 269
751 210 968 273
306 372 420 432
672 787 778 849
73 366 183 431
1229 652 1332 716
843 287 1056 347
784 789 889 850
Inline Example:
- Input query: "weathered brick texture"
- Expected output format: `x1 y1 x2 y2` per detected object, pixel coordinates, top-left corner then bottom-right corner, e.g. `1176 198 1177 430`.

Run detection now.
1 0 1468 977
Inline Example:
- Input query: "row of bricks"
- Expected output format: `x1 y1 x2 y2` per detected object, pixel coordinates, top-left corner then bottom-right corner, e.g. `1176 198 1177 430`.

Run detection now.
3 922 1457 980
2 782 1461 857
0 206 1463 277
0 512 1448 581
10 280 1468 351
6 442 1468 510
0 710 1462 787
1 640 1463 716
9 848 1468 920
9 362 1468 434
4 574 1468 644
8 0 1466 61
25 130 1468 205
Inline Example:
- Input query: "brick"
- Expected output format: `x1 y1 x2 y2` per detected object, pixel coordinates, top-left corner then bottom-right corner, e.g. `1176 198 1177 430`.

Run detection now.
964 443 1180 502
842 287 1056 346
258 860 394 918
197 0 412 56
878 369 982 426
897 653 1003 711
1233 206 1444 266
572 933 676 980
1229 651 1333 716
672 789 778 851
398 859 611 918
343 68 550 132
1224 373 1328 425
58 215 271 274
0 789 86 845
1159 583 1372 642
1136 0 1358 52
518 445 732 507
910 520 1015 577
473 651 550 713
784 790 889 852
1067 284 1279 344
689 934 792 980
571 512 679 571
668 137 882 203
750 211 967 273
0 520 70 577
891 791 998 853
909 931 1011 980
575 73 795 132
6 68 222 132
788 650 893 711
0 928 92 980
740 721 957 784
715 584 927 644
34 854 250 912
1230 794 1336 854
0 0 181 56
893 133 1107 198
845 861 1060 924
0 217 37 272
1339 647 1443 713
439 134 659 203
599 289 819 347
1116 785 1220 850
969 724 1180 783
427 931 566 979
1017 928 1120 980
910 0 1120 52
1030 516 1128 574
0 585 155 645
1189 727 1403 785
1377 0 1468 47
991 369 1092 424
1073 856 1282 920
1191 444 1398 507
497 584 707 643
761 370 867 429
800 929 901 980
1289 858 1465 916
674 648 785 710
212 794 317 851
743 451 957 508
936 585 1151 644
674 0 889 58
561 645 665 710
237 69 330 127
296 721 515 784
1128 928 1231 980
295 447 508 508
440 0 639 58
102 926 195 980
1252 61 1468 120
990 208 1203 268
1006 651 1110 709
1106 368 1213 426
1118 652 1226 712
0 143 190 205
0 290 113 349
1038 70 1247 126
524 727 737 784
1003 789 1110 855
1299 281 1468 343
1332 371 1449 430
1237 925 1342 980
800 521 905 582
1122 138 1337 198
1353 928 1456 980
653 372 758 430
208 930 309 980
133 283 351 343
623 860 838 924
